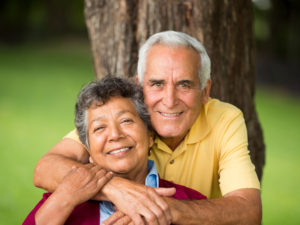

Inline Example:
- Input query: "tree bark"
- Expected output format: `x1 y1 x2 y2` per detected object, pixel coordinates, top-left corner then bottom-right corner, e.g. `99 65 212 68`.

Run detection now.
84 0 265 180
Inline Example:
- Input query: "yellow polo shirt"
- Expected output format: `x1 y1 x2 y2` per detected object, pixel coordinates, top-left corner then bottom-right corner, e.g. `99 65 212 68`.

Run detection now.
65 98 260 199
149 98 260 198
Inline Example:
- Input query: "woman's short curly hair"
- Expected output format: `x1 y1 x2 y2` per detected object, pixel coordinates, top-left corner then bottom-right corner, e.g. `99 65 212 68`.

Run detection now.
75 76 152 149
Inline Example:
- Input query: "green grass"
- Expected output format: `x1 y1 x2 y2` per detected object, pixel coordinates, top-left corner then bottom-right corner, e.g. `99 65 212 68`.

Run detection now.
0 40 94 224
0 40 299 224
255 88 300 224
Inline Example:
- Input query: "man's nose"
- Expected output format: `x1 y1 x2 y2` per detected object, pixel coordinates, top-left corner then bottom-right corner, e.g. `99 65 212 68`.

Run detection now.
162 85 177 108
109 123 124 141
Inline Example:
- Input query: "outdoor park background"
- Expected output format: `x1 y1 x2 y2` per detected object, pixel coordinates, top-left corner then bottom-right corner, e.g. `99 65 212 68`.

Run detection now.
0 0 299 224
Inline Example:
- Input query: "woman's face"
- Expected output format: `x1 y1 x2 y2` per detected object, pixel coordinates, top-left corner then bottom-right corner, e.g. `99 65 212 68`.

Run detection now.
87 96 153 182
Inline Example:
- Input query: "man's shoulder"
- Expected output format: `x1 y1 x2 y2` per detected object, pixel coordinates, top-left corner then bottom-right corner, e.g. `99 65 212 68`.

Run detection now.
205 98 243 122
206 98 241 114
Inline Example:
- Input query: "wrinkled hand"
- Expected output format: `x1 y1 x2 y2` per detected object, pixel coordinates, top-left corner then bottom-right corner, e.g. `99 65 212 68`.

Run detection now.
102 211 134 225
103 177 176 225
55 163 113 206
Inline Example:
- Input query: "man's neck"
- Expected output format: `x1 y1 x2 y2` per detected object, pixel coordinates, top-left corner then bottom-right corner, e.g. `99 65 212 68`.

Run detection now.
161 135 185 151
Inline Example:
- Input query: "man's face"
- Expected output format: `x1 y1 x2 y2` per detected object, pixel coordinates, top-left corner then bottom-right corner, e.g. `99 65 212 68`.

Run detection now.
142 44 210 149
87 97 152 182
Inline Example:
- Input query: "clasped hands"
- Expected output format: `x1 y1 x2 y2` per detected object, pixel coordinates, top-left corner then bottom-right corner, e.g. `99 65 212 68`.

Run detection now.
56 164 176 225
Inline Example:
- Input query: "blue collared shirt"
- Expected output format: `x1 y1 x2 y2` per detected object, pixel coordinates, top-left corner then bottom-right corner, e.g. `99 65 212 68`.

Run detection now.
100 160 159 224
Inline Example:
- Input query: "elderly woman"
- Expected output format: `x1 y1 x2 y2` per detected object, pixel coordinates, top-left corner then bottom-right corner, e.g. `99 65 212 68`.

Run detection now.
23 76 205 225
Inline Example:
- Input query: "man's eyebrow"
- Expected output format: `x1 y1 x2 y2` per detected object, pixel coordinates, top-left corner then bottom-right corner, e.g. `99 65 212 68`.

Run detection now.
148 79 165 83
176 80 195 85
177 79 194 83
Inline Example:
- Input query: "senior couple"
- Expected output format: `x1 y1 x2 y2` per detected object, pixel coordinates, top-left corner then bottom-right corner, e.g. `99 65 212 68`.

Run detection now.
24 31 261 225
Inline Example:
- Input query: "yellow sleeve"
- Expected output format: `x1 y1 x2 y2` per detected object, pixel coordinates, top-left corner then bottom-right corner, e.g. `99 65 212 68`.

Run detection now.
63 129 82 144
217 110 260 195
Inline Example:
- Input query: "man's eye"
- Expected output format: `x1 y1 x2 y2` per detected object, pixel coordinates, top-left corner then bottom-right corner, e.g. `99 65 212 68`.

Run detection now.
151 82 163 87
178 82 191 89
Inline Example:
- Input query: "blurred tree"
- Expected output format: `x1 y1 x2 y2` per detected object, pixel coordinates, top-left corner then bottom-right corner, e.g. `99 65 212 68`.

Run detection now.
0 0 31 43
253 0 300 93
0 0 86 43
269 0 300 59
84 0 265 180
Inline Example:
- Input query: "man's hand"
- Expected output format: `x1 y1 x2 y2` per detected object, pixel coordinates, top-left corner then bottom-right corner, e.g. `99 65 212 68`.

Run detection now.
102 177 176 225
102 211 134 225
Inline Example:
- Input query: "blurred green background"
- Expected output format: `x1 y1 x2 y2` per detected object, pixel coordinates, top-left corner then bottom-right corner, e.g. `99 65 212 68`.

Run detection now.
0 0 300 224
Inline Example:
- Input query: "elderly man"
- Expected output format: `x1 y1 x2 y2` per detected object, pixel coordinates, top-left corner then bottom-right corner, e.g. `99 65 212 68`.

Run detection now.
33 31 261 225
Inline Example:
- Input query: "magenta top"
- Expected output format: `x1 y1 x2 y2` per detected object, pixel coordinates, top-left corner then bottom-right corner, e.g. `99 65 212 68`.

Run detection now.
23 178 206 225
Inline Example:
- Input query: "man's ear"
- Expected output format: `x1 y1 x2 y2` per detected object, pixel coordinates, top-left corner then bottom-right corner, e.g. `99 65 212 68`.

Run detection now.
202 79 211 104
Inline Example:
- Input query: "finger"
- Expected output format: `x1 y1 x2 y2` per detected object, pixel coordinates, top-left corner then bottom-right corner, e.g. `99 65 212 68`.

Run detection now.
102 211 125 225
154 187 176 197
71 165 77 170
113 215 132 225
89 164 105 175
83 163 95 169
96 171 113 188
133 203 159 225
143 189 169 225
129 213 146 225
152 196 171 225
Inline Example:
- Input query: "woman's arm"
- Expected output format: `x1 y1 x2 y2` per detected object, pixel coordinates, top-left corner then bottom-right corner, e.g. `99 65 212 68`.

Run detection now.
35 164 113 225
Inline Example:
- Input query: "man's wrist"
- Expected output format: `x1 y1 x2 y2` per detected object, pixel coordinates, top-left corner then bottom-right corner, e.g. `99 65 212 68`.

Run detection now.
100 176 123 201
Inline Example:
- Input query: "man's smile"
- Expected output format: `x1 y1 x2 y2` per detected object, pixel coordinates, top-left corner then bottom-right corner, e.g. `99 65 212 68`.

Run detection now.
158 111 183 117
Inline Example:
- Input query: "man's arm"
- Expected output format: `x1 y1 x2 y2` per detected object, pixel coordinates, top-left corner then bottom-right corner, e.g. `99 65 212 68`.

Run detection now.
103 185 261 225
33 138 90 192
166 188 261 225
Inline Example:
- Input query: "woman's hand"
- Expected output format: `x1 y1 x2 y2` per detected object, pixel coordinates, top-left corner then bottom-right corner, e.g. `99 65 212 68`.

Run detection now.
54 163 113 206
35 163 113 225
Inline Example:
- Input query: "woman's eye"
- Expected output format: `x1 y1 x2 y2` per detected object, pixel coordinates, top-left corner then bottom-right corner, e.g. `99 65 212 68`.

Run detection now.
122 119 133 123
94 126 104 132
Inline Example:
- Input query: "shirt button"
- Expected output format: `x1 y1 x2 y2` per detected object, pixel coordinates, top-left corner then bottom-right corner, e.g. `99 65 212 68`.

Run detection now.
169 159 174 164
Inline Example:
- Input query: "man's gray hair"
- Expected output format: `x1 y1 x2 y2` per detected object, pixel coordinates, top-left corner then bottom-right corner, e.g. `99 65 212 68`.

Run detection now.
137 30 211 90
75 76 152 149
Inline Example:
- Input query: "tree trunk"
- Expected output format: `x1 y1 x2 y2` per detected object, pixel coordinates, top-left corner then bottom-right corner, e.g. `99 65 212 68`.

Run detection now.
84 0 265 180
